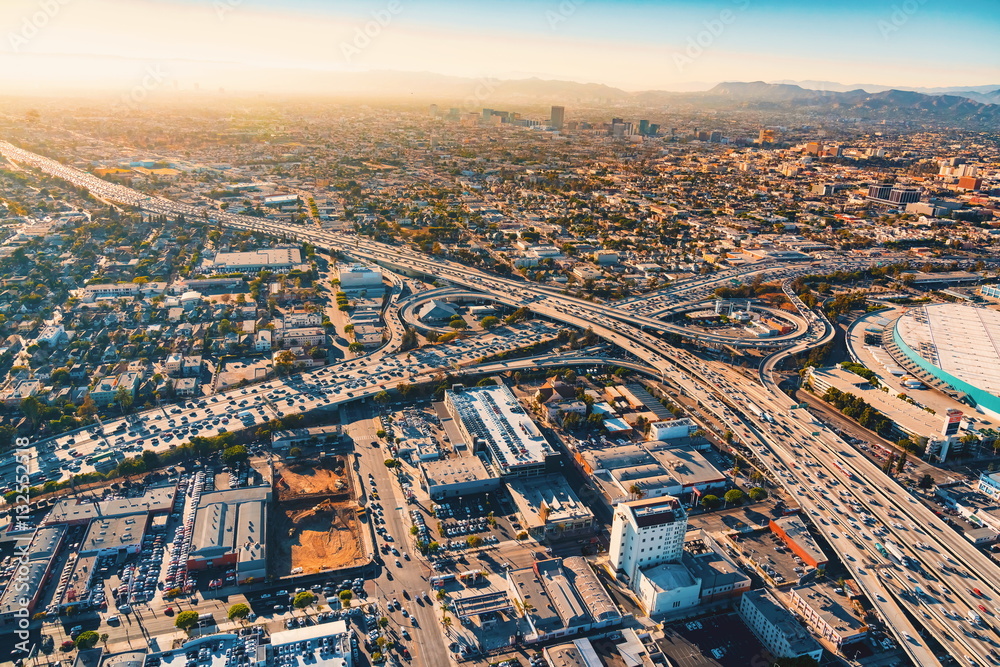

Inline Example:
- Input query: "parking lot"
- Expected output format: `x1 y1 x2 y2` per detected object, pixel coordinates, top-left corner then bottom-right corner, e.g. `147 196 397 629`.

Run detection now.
658 613 768 667
726 529 812 586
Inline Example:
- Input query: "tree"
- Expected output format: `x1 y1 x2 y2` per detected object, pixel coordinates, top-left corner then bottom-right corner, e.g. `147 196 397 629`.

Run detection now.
228 603 250 621
339 590 353 605
20 395 43 429
627 484 645 500
75 631 100 649
378 616 390 629
222 445 249 465
374 390 390 405
748 487 768 501
448 317 468 330
480 316 500 329
293 591 317 609
99 633 109 649
917 474 934 489
467 535 483 548
141 450 161 469
288 447 302 459
114 385 133 414
348 342 365 353
175 610 200 631
701 494 721 509
724 489 745 506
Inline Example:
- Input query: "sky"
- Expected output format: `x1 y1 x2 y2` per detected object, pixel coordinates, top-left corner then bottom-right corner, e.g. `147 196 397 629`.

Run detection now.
0 0 998 96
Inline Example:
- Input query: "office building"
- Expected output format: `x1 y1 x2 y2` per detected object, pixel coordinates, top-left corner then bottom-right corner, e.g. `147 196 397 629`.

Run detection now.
550 106 565 130
506 474 595 540
608 496 687 584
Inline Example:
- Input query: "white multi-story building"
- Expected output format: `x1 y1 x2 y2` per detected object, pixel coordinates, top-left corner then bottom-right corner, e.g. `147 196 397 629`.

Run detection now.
738 590 823 662
608 496 687 584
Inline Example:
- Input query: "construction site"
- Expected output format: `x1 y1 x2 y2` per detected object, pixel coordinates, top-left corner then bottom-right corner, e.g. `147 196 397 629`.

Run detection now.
271 456 366 576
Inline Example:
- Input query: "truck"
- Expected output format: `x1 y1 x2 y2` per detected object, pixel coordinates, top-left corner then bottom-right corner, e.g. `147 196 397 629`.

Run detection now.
883 540 906 565
875 543 890 560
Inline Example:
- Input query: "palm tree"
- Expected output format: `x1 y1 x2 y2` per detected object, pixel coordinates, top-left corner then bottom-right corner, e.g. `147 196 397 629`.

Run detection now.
627 484 646 500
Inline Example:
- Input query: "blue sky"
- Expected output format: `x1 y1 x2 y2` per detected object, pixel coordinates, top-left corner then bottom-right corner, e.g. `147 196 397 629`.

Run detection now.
1 0 997 93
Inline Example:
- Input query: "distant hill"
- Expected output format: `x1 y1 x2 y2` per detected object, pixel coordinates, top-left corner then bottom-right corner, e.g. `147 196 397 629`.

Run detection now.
683 81 1000 124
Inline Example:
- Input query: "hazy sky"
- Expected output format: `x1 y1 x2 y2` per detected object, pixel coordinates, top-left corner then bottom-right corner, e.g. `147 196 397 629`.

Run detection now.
1 0 998 95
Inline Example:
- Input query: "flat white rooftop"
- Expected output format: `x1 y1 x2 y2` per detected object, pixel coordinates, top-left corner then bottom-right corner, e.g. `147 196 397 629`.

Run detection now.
896 304 1000 397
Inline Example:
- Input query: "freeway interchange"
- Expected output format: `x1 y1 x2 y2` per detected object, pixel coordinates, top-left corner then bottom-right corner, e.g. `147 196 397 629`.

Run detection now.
6 141 1000 666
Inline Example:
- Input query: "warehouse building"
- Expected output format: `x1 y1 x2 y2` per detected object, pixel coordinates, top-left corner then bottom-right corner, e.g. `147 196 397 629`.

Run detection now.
188 487 269 582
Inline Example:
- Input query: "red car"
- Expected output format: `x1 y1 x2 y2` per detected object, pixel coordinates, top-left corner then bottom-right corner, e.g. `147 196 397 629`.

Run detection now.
165 607 174 616
979 605 988 614
401 648 410 659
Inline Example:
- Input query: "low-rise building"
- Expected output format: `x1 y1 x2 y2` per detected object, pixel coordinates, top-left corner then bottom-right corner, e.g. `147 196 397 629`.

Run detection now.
507 557 622 643
787 583 869 650
506 474 595 540
271 426 344 452
188 487 269 582
769 516 829 569
0 525 67 624
738 590 823 662
420 456 500 500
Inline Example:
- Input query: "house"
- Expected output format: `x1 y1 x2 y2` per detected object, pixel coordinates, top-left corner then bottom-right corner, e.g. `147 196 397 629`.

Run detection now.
254 329 272 352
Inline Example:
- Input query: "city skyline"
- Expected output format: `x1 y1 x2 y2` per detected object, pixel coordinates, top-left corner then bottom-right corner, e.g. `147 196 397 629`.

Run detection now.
1 0 998 96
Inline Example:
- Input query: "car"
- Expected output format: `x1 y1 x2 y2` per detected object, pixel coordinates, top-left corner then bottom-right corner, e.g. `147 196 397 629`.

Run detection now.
396 559 402 567
401 629 411 640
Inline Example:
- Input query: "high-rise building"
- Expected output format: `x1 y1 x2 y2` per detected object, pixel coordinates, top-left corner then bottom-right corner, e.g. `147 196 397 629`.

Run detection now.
887 187 920 205
608 496 687 584
866 183 893 202
709 131 722 143
638 119 649 136
758 128 776 144
550 105 565 130
429 104 439 117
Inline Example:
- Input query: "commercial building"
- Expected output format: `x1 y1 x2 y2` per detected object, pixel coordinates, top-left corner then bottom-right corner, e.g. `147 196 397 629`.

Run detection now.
338 263 383 291
550 105 565 130
609 496 687 585
769 517 828 569
506 474 595 540
45 486 178 525
738 590 823 662
579 444 725 507
506 557 621 643
0 525 67 624
80 516 145 555
445 384 558 477
647 418 698 442
208 247 304 274
786 583 869 650
271 425 344 452
977 472 1000 503
420 456 500 499
890 304 1000 418
269 619 352 667
188 487 269 582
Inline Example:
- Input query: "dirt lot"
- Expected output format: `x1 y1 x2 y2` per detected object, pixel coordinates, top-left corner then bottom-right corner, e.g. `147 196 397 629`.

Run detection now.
275 458 352 501
272 459 364 575
273 499 364 575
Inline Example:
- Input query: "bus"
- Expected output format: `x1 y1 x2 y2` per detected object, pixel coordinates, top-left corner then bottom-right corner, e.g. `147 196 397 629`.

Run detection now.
833 459 855 481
